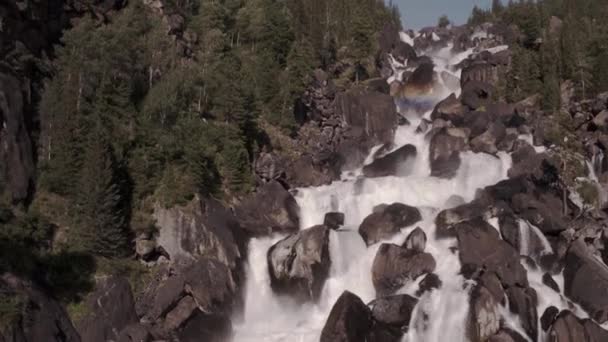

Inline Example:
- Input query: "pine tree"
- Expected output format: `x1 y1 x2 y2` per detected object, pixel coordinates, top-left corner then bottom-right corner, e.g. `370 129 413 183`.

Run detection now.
438 15 450 28
75 125 129 258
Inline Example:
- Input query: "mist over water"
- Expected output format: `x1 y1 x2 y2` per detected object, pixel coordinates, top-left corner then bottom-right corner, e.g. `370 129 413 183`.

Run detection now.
232 37 573 342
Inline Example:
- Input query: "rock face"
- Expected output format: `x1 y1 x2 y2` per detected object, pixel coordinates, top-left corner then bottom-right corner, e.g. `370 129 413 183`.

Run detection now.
359 203 422 246
234 181 300 236
372 244 436 296
320 291 373 342
431 93 468 125
77 277 138 342
548 310 608 342
324 212 345 229
153 196 243 267
267 225 331 302
0 273 81 342
429 128 467 178
362 144 417 178
563 239 608 323
456 219 528 287
505 286 538 341
468 284 501 342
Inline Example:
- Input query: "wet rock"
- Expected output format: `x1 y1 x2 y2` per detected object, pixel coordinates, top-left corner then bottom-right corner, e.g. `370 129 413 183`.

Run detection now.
445 195 465 208
117 324 152 342
154 197 244 267
235 181 300 236
468 284 501 342
267 225 331 302
547 311 586 342
582 318 608 341
470 121 507 155
402 63 435 98
489 329 528 342
178 311 232 342
320 291 373 342
372 244 436 296
479 272 505 305
505 286 538 341
541 306 559 331
359 203 422 246
370 294 418 330
324 212 345 230
511 192 568 235
0 273 80 342
362 144 417 178
456 219 528 287
431 93 468 125
543 273 560 292
77 277 138 342
435 200 488 238
416 273 442 296
182 258 238 313
163 295 198 332
429 128 467 178
403 227 427 252
563 238 608 323
461 81 494 110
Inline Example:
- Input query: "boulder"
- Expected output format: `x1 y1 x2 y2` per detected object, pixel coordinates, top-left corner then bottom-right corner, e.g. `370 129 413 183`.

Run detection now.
429 128 467 178
235 181 300 236
547 311 589 342
435 200 488 238
593 110 608 130
456 219 528 287
0 273 80 342
402 63 435 98
359 203 422 246
488 329 527 342
182 258 237 314
470 122 507 154
511 193 568 234
372 244 436 296
77 277 138 342
563 238 608 323
430 93 468 125
117 324 152 342
324 212 345 230
163 296 198 332
461 81 494 110
541 306 559 331
543 273 560 292
178 311 232 342
370 294 418 330
416 273 442 296
267 225 331 302
479 272 505 305
320 291 373 342
154 197 244 268
468 284 501 342
362 144 417 178
505 286 538 341
403 227 427 252
254 152 285 182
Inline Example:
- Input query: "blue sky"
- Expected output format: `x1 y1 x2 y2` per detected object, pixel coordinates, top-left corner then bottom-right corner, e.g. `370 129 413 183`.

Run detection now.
395 0 492 29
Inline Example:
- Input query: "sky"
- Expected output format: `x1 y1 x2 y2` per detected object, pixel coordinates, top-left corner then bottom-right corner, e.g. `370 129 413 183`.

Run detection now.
396 0 493 29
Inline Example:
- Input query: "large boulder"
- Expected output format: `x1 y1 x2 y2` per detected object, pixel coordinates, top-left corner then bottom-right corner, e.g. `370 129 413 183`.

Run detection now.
456 219 528 287
359 203 422 246
0 273 80 342
372 244 436 296
435 200 490 238
431 93 468 125
362 144 417 178
511 192 568 235
370 294 418 331
468 284 501 342
429 128 467 178
461 81 494 110
548 310 608 342
77 277 138 342
470 121 507 155
320 291 373 342
234 181 300 236
403 227 427 252
267 225 331 302
154 197 244 267
563 239 608 323
505 286 538 341
177 311 232 342
488 329 527 342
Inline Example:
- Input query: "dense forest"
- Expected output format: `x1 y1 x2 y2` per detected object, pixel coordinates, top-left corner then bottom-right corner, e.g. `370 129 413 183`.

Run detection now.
0 0 400 324
469 0 608 109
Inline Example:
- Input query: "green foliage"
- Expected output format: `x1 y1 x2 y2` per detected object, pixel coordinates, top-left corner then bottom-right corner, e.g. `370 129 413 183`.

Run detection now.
438 15 450 28
0 295 24 330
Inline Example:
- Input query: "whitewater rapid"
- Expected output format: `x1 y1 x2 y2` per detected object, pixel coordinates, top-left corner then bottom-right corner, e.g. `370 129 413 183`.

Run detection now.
232 39 579 342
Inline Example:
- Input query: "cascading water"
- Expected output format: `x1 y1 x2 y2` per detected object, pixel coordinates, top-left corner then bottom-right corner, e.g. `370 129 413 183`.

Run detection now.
233 35 577 342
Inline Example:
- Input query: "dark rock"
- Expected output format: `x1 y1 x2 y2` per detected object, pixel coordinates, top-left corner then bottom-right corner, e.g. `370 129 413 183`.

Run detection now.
182 258 238 313
511 192 568 235
470 121 507 154
359 203 422 246
255 152 285 182
117 324 152 342
541 306 559 331
372 244 436 296
429 128 467 178
320 291 373 342
324 212 345 230
267 225 331 302
548 311 587 342
461 81 494 110
0 273 80 342
456 219 528 287
479 272 505 304
505 286 538 341
362 144 417 178
416 273 442 296
403 227 427 252
370 294 418 330
178 311 232 342
543 273 560 292
430 93 468 125
402 63 435 98
235 181 300 236
582 318 608 341
77 277 137 342
286 154 339 187
163 295 198 332
563 238 608 323
435 200 488 238
392 41 417 64
468 284 501 342
593 110 608 130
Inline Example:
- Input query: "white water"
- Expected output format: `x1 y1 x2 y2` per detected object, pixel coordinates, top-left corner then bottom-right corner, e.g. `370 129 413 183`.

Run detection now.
232 34 573 342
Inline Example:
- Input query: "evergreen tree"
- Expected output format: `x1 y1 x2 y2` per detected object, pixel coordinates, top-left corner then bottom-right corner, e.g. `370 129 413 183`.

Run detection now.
438 15 450 28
